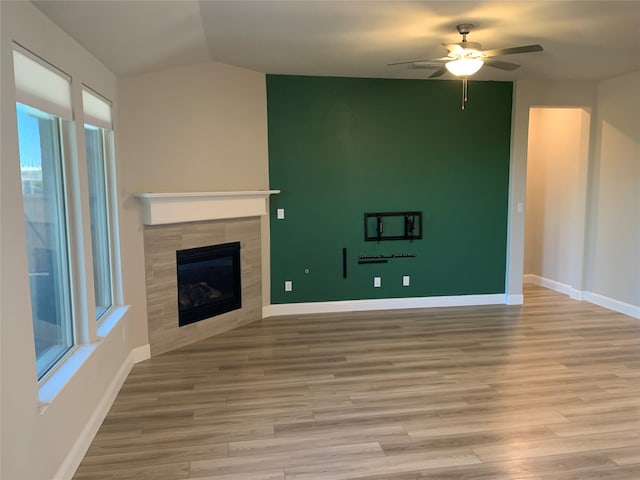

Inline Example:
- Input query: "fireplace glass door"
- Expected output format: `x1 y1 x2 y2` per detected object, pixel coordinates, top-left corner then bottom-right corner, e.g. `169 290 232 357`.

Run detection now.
176 241 241 326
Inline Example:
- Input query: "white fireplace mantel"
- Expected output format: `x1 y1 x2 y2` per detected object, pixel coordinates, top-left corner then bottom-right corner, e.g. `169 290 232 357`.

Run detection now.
134 190 280 225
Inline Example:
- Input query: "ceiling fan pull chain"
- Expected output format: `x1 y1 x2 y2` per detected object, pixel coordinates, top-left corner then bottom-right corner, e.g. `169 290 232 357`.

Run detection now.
462 76 469 110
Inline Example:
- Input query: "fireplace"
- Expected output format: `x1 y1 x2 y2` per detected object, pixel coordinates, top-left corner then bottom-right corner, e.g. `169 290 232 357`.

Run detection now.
176 241 241 327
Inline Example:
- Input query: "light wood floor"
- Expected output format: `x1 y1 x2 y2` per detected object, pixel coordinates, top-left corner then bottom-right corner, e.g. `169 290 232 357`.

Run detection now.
73 285 640 480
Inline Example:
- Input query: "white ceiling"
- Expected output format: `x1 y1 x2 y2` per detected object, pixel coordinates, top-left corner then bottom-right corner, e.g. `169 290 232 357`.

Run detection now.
34 1 640 81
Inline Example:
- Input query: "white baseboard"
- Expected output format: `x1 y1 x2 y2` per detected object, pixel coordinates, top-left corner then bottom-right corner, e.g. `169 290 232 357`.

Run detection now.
523 274 583 300
53 348 138 480
132 343 151 363
506 294 524 305
524 274 639 320
263 293 507 318
583 291 640 320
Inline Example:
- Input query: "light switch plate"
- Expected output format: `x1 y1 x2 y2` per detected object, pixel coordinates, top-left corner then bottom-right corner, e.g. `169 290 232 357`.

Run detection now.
374 277 381 288
277 208 285 219
284 280 292 291
403 275 410 286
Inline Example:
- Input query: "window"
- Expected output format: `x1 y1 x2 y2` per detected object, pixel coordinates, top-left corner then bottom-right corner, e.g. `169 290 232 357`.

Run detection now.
13 46 120 381
83 88 115 321
85 125 112 319
82 88 113 320
14 47 75 379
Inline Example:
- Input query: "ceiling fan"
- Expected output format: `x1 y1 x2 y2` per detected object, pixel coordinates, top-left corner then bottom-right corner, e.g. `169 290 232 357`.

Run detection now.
389 23 543 109
389 23 543 79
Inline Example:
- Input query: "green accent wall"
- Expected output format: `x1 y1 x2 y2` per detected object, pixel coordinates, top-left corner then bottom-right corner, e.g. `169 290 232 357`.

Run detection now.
267 75 513 304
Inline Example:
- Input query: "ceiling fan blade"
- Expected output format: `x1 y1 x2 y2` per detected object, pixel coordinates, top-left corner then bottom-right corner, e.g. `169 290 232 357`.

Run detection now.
429 66 448 78
387 59 430 66
482 44 543 57
483 58 521 71
413 59 447 66
409 63 439 70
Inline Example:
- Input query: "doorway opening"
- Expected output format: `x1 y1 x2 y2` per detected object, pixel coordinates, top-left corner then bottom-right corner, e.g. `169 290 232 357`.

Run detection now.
523 107 591 299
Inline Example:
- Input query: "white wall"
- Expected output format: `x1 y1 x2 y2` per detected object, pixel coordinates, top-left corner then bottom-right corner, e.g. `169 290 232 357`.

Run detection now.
116 61 270 317
0 3 143 479
524 107 590 295
585 71 640 310
118 61 268 193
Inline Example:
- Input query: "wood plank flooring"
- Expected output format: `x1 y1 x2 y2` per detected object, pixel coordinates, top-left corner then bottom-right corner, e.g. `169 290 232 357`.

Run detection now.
73 285 640 479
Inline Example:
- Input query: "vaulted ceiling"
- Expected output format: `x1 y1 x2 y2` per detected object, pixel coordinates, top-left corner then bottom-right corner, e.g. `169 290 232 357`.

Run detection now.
34 1 640 81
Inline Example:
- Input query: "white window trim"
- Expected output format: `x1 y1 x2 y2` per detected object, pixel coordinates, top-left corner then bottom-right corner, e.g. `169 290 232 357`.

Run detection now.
39 305 129 410
85 123 119 325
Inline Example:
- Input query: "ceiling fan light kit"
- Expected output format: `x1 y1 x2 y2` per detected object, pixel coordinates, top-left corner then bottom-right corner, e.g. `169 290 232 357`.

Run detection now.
388 23 543 110
445 57 484 76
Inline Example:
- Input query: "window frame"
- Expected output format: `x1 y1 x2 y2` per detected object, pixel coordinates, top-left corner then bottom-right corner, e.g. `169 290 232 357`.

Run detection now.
84 123 115 322
16 103 83 381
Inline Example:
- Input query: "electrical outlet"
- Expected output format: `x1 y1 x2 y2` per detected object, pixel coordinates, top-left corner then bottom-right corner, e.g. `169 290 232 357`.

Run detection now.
277 208 285 219
284 280 292 291
403 275 410 286
374 276 381 288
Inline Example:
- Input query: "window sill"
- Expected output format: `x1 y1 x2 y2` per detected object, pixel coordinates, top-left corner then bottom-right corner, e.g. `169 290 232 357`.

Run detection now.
38 304 129 413
97 304 129 339
38 344 96 413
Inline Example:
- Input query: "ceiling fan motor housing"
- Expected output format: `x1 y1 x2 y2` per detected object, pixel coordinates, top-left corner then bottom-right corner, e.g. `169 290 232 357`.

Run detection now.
456 23 474 35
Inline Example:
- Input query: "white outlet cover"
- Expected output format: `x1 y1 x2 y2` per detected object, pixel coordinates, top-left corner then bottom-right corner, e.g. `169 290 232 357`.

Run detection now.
284 280 292 291
374 277 381 287
277 208 285 219
403 275 410 286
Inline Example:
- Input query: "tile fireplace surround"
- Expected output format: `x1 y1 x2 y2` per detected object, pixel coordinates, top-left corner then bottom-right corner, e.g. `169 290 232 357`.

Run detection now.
137 191 278 355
